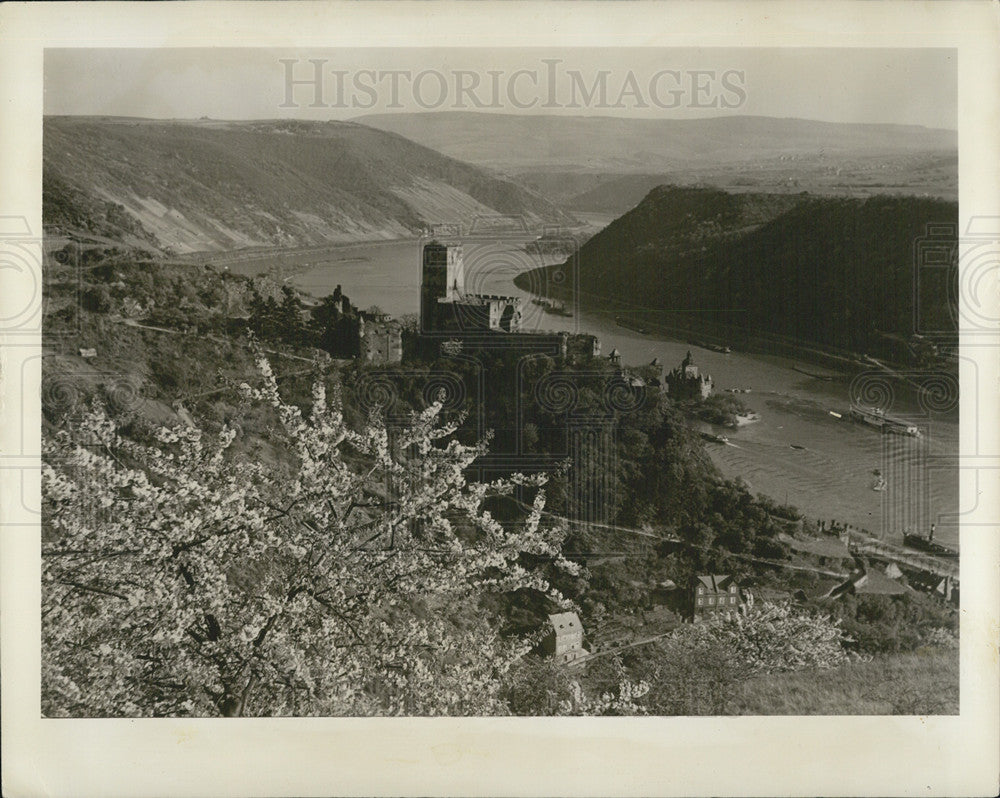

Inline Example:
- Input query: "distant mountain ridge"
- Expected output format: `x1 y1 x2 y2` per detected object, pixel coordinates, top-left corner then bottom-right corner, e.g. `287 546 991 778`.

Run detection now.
43 116 574 254
355 111 957 172
516 185 957 361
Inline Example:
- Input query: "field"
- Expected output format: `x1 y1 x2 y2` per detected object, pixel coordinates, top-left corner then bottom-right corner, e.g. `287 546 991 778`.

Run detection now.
729 647 958 715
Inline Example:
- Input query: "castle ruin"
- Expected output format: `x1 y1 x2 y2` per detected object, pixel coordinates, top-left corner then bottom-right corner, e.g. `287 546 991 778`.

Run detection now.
420 242 522 334
666 351 713 400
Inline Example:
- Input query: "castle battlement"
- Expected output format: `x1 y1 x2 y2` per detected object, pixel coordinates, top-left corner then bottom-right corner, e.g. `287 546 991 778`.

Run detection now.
421 242 522 334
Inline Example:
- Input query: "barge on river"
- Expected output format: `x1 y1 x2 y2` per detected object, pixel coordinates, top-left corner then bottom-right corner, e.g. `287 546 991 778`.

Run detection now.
903 532 959 560
848 405 921 437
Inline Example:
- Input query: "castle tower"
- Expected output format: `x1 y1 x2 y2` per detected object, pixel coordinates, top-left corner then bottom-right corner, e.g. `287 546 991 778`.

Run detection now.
421 242 464 331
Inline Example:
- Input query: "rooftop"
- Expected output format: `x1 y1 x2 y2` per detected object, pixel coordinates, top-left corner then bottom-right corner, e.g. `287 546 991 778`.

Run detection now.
695 574 734 592
852 569 910 596
548 611 582 631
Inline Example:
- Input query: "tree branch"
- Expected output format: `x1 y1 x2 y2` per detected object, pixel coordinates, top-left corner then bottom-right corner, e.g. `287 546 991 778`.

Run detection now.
58 579 129 601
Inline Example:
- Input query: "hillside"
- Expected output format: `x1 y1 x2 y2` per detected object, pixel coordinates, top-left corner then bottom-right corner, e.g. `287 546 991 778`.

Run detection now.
43 117 574 254
516 186 958 360
355 112 957 171
42 237 958 718
548 151 958 212
355 113 957 211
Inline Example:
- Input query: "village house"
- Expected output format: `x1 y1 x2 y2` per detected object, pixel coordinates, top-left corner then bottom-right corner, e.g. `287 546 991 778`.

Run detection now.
778 532 852 571
905 570 958 604
826 567 910 600
540 611 585 664
691 574 742 619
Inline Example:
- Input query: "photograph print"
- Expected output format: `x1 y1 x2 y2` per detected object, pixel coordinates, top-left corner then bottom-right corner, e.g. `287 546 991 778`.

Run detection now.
39 45 961 718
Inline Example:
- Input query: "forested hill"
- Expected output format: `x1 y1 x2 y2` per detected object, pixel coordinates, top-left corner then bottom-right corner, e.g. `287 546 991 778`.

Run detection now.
517 186 957 359
43 117 574 255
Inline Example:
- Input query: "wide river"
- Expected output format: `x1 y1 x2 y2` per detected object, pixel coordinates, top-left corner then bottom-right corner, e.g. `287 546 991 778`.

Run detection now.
290 236 960 548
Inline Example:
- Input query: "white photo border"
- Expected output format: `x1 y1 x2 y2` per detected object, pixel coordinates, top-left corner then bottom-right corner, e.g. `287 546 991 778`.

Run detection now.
1 2 997 796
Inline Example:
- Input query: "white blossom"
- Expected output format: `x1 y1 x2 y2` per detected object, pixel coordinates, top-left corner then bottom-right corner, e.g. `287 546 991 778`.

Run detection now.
42 360 573 717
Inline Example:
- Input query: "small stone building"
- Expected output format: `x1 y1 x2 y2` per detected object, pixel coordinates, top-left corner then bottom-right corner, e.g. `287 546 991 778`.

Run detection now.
562 332 601 359
541 611 585 663
358 314 402 364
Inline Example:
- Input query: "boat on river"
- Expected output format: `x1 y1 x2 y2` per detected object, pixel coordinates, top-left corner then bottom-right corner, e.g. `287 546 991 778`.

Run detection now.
543 300 572 317
903 532 958 559
848 405 921 437
700 432 730 445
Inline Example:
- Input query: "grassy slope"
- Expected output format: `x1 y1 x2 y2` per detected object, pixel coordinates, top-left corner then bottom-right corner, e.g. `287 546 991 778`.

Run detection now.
729 647 958 715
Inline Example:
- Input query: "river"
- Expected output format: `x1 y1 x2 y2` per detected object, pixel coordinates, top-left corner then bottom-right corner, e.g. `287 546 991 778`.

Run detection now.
289 236 960 549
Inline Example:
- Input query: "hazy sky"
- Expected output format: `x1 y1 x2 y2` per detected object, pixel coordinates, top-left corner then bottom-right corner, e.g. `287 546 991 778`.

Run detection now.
44 47 957 129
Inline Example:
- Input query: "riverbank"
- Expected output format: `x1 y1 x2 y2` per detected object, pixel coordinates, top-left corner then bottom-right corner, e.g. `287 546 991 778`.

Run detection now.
517 275 956 379
175 236 422 281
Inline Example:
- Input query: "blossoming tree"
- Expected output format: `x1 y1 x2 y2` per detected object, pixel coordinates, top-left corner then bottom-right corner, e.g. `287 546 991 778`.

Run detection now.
42 357 579 717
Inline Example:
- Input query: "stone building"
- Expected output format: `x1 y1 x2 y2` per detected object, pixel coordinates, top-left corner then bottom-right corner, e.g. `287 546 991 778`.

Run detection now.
561 331 601 359
358 312 402 364
420 242 522 334
540 611 585 664
666 351 713 400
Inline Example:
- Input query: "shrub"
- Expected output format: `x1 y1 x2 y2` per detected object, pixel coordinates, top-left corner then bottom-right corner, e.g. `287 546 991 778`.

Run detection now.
624 598 854 715
81 285 112 313
631 635 749 715
683 596 854 674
